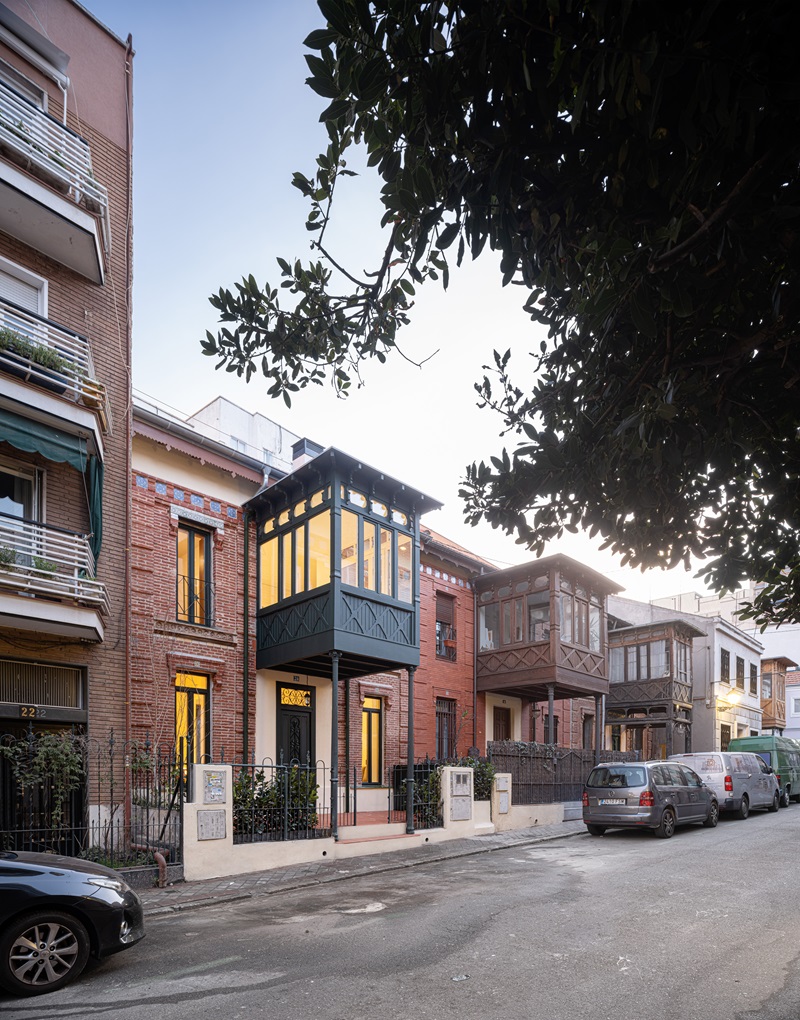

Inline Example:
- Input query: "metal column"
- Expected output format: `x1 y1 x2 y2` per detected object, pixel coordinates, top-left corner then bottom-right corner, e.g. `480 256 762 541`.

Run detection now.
406 666 416 834
330 651 341 841
547 684 555 744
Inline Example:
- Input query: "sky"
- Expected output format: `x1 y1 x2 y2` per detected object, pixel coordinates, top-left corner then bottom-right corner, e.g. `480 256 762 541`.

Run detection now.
84 0 712 603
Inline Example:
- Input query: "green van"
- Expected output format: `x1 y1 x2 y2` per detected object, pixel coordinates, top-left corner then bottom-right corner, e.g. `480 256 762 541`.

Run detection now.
728 735 800 807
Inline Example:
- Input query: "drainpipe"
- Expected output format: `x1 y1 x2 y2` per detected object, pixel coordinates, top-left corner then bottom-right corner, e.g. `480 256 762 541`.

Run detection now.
331 651 341 840
406 666 415 834
472 586 478 751
242 509 252 762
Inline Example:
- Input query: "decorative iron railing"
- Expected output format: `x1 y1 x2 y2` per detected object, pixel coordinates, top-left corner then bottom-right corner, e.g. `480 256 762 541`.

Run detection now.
176 573 215 627
488 741 640 804
0 297 111 431
0 512 108 613
229 759 330 844
435 622 457 661
0 728 183 869
0 79 110 251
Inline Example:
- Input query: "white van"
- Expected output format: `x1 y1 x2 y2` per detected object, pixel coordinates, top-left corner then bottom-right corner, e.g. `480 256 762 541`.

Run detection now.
668 752 779 818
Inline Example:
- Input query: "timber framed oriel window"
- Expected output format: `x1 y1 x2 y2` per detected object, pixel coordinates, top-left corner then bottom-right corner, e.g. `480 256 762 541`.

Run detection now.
177 523 212 626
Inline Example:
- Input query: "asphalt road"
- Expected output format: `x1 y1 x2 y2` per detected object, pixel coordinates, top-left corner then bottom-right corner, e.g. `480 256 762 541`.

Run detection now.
3 808 800 1020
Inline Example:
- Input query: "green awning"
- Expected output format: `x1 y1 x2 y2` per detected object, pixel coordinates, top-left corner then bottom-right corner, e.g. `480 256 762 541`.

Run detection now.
0 407 87 471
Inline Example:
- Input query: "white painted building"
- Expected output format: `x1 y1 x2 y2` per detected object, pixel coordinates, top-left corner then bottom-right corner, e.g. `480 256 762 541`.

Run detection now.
608 596 764 752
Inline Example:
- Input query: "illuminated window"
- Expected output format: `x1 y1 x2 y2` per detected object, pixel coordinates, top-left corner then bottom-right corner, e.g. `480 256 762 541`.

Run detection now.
175 672 210 774
260 537 278 607
397 533 412 602
379 527 393 596
177 524 212 626
362 697 382 785
308 510 330 590
341 509 359 586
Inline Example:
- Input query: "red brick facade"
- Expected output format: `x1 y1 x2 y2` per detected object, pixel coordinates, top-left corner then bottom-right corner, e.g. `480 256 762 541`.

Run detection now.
0 2 133 744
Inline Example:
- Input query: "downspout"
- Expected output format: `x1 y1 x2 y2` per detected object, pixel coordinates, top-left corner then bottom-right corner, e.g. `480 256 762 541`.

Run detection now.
472 585 478 751
242 509 251 762
122 35 133 755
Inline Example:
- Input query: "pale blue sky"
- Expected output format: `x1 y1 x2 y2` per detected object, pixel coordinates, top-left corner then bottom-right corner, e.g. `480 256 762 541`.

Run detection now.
85 0 707 601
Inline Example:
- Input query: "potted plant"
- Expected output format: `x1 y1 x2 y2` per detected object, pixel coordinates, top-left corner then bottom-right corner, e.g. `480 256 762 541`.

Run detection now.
0 545 18 572
0 326 72 393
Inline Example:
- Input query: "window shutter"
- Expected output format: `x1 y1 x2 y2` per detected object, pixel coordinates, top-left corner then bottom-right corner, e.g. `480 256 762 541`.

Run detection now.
436 592 454 625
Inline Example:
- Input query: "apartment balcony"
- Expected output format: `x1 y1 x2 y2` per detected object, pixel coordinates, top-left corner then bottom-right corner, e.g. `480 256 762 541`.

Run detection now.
0 297 110 431
606 677 693 714
0 513 108 642
0 80 109 283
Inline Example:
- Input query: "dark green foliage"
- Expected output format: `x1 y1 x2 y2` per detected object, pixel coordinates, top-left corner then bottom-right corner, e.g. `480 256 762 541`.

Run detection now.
233 766 319 837
205 1 800 626
465 757 496 802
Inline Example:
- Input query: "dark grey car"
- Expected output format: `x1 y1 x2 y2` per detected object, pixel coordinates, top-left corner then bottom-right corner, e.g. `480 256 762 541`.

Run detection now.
582 760 719 838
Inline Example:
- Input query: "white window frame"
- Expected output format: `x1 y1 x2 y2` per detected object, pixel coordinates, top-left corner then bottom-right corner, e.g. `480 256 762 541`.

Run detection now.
0 254 47 316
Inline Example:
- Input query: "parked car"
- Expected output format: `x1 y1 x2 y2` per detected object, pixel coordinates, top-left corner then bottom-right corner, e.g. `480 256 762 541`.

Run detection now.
0 851 145 997
582 760 719 838
668 751 779 817
728 735 800 807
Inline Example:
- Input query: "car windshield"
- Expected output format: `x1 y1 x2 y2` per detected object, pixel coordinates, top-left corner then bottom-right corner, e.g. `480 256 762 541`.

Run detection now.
587 766 646 789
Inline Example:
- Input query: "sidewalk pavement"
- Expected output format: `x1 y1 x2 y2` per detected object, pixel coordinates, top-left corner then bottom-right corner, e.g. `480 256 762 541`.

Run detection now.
140 818 587 917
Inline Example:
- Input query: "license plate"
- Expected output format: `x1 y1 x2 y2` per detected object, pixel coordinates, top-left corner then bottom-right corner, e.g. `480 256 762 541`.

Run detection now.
599 798 625 805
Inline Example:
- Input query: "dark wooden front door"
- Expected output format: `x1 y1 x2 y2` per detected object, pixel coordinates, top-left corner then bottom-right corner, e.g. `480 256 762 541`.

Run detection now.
493 706 511 741
277 683 315 764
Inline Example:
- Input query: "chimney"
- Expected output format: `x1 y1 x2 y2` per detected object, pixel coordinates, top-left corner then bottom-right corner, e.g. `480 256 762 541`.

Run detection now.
292 438 324 470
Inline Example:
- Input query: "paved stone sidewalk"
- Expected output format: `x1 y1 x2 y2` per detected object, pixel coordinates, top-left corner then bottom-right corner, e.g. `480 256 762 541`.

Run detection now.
140 819 587 917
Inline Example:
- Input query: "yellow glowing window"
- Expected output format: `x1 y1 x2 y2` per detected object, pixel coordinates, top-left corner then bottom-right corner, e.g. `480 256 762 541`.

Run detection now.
279 509 290 526
295 525 306 595
363 520 377 590
308 510 330 590
175 672 209 773
259 537 278 607
310 490 324 508
398 534 412 603
380 527 393 596
362 696 382 785
341 509 358 587
282 532 293 599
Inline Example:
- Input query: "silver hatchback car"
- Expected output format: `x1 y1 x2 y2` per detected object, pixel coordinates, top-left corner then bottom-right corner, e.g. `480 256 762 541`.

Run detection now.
582 760 719 838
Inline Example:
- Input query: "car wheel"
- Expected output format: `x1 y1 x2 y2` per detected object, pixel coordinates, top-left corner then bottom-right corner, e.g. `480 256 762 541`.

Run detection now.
0 911 90 997
586 824 606 836
780 787 791 808
769 791 780 812
738 795 750 820
654 808 676 839
703 800 719 828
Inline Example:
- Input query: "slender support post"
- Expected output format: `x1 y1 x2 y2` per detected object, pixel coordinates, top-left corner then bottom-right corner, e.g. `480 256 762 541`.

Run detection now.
547 684 555 744
344 676 350 815
594 694 603 765
331 651 341 841
406 665 416 834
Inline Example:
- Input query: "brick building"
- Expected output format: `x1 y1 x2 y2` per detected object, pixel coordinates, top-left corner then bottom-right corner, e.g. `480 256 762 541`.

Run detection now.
0 0 133 836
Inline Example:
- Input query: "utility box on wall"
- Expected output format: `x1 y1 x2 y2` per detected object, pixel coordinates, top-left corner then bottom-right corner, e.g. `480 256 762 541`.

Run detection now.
449 769 473 822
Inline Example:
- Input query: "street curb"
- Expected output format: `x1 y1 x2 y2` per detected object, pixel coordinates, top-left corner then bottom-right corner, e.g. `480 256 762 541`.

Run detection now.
142 827 586 917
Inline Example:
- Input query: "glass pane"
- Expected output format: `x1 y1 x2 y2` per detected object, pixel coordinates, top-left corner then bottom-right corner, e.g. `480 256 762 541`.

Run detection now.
349 489 367 508
309 489 324 508
576 599 588 646
308 510 330 590
561 594 573 643
295 523 306 595
397 533 412 602
392 509 407 526
651 639 669 676
501 600 511 645
176 672 208 690
282 531 292 599
279 509 290 526
194 692 208 761
514 598 524 642
341 509 359 587
371 500 388 518
193 531 206 621
177 527 189 622
609 646 624 682
527 595 550 641
479 603 499 650
259 537 279 607
589 605 601 652
379 527 393 596
363 520 377 590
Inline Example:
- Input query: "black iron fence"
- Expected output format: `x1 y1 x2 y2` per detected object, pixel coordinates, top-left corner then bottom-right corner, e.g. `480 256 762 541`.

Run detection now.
488 741 640 803
230 759 331 844
0 727 183 869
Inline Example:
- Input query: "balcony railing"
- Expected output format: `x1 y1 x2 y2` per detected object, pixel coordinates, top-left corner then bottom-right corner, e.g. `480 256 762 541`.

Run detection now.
435 622 457 661
177 574 215 627
0 297 111 432
607 676 692 708
0 513 108 614
0 80 110 252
